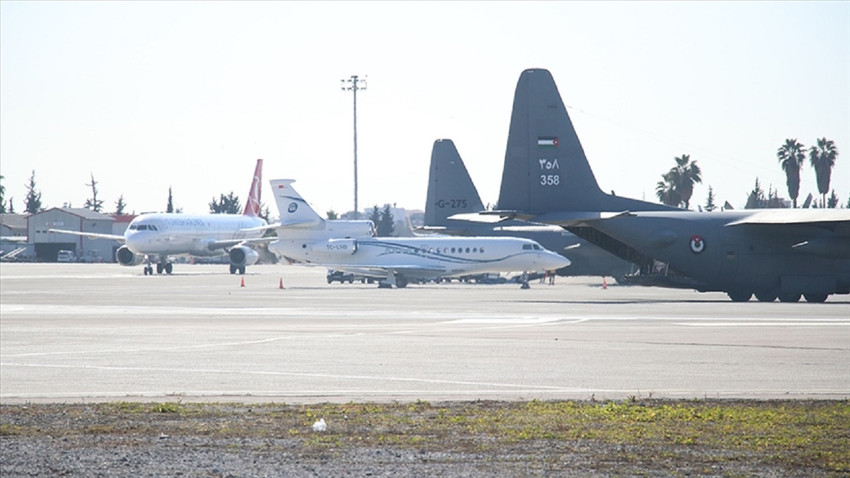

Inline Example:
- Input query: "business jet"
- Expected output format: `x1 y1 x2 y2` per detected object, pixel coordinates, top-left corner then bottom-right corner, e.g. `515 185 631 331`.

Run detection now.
267 179 570 288
50 159 273 275
488 68 850 302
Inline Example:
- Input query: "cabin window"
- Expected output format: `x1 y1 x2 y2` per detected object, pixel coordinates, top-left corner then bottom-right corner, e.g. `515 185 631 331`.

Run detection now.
451 247 456 253
465 248 470 253
480 247 484 253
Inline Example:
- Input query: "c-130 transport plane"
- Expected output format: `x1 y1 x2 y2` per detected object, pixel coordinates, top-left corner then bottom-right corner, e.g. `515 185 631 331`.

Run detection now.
50 159 273 275
268 179 570 288
483 68 849 302
421 138 637 281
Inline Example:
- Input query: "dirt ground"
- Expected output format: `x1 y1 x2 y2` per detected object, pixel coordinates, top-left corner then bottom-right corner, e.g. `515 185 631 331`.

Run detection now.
2 400 847 477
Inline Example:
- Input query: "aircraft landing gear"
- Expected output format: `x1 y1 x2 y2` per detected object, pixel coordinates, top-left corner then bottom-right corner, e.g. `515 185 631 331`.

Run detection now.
155 262 173 274
144 264 154 276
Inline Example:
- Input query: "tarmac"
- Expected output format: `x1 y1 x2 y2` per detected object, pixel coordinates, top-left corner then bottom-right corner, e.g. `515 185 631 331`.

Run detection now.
1 262 848 404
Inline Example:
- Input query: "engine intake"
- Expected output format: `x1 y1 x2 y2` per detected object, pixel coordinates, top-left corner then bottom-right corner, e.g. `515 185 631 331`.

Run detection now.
115 245 145 266
229 246 260 267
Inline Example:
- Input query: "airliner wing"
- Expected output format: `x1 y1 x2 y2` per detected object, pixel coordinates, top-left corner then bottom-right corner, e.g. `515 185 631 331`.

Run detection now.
48 229 125 242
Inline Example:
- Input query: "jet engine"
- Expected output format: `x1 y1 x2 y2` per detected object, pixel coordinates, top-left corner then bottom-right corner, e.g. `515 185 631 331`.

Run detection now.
115 245 145 266
228 245 260 268
313 238 358 255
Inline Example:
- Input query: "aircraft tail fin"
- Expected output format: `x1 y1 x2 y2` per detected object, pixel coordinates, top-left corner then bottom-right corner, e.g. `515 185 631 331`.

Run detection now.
243 158 263 217
497 68 672 214
269 179 324 228
423 139 486 227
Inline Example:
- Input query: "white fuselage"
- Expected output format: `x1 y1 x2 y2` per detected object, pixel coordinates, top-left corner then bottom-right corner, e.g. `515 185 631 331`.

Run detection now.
270 234 570 280
125 213 267 257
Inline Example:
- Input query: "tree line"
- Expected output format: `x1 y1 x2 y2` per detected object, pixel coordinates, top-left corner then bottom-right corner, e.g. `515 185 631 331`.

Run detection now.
655 137 845 210
1 138 845 219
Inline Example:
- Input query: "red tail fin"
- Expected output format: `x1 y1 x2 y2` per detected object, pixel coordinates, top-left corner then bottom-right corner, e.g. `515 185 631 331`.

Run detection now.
243 158 263 217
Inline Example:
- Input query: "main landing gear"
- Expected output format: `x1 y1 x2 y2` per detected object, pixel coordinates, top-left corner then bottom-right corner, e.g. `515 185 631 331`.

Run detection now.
143 262 173 275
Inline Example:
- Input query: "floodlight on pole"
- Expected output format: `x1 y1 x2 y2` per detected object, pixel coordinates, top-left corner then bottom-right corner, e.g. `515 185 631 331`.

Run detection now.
341 74 366 218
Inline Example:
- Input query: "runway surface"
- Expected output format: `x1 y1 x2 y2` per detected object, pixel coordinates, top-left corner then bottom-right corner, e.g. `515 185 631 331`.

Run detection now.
1 263 848 403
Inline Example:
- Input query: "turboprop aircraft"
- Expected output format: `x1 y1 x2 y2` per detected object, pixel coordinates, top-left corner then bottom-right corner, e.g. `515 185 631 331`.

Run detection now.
421 138 636 280
50 159 273 275
268 179 570 288
485 68 850 302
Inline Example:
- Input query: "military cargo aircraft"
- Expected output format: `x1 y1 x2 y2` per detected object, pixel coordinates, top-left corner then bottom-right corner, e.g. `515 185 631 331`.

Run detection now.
485 68 850 302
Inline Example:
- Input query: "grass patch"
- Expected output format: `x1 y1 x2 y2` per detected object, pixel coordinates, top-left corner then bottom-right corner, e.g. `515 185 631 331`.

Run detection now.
2 399 847 473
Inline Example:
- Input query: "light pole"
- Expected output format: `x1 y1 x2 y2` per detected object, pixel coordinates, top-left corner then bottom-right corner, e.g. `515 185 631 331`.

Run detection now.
341 74 366 218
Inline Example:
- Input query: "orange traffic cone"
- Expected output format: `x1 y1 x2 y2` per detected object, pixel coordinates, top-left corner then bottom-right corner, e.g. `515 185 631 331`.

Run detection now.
279 278 284 289
602 276 608 290
240 276 245 287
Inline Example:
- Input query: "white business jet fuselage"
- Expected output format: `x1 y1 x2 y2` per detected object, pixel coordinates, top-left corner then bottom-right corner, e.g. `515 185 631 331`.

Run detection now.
268 179 570 287
49 159 271 275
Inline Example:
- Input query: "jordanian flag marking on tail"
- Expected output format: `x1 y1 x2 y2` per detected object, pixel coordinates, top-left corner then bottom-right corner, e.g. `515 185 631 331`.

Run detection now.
537 137 559 147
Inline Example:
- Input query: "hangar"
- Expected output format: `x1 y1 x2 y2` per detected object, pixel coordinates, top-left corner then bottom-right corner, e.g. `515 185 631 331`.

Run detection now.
28 208 123 262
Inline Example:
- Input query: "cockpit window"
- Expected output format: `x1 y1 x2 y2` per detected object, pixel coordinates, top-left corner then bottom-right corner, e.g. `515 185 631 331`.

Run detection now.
130 224 158 231
523 244 533 250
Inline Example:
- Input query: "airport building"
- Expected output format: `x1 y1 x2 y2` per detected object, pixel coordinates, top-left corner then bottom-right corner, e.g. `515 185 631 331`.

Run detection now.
26 208 125 262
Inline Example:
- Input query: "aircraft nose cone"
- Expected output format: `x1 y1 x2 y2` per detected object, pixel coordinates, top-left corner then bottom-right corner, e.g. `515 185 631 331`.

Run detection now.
125 233 145 252
546 253 571 270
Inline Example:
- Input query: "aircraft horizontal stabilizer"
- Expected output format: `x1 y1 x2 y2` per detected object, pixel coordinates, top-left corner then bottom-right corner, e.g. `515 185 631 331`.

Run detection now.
449 212 525 223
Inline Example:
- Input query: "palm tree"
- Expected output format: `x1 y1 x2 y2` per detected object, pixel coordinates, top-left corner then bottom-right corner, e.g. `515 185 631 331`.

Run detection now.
670 154 701 209
655 154 701 208
808 137 838 207
655 173 679 207
777 139 805 208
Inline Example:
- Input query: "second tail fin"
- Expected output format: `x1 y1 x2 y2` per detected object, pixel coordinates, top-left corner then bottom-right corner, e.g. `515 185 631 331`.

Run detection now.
423 139 486 227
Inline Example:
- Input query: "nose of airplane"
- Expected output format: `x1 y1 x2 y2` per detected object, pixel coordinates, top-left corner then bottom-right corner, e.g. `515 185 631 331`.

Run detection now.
544 252 571 270
124 232 145 253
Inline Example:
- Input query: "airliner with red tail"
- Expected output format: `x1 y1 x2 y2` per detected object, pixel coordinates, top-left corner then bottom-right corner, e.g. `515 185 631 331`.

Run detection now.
50 159 273 275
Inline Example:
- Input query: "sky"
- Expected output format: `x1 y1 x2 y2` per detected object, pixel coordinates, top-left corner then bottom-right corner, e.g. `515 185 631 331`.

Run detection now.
2 1 848 217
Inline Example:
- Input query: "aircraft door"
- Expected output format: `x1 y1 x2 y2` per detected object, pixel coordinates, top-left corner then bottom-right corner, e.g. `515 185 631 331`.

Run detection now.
720 244 738 279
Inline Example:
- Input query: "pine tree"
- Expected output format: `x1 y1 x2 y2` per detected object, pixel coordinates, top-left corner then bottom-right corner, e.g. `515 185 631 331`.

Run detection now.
704 186 717 212
115 195 127 215
209 191 241 214
379 204 396 237
166 187 174 213
24 170 43 213
827 190 839 209
84 173 104 212
0 174 6 213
